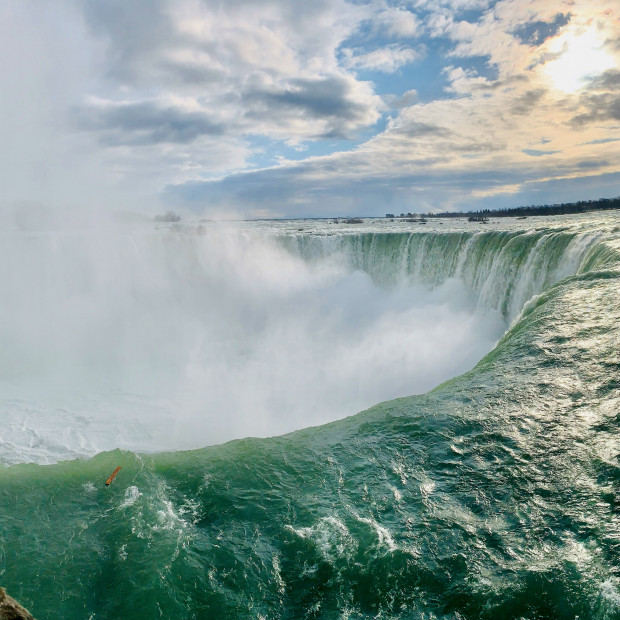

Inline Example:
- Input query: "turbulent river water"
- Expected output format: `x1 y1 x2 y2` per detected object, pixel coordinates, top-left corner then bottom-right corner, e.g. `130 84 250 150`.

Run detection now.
0 212 619 618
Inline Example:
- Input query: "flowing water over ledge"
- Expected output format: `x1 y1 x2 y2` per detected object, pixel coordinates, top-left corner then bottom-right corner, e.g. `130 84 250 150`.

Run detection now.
0 212 619 618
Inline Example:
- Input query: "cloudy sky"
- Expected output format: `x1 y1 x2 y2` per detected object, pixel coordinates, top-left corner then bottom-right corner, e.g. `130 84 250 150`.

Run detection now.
1 0 619 218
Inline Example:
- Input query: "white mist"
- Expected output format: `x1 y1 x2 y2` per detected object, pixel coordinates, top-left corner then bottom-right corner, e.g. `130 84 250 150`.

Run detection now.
0 220 506 463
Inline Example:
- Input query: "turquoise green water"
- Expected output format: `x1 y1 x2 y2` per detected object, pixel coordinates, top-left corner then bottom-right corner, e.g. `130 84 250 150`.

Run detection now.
1 215 619 618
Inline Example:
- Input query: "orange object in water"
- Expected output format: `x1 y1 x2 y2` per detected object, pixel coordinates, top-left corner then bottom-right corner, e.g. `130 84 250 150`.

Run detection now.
105 466 121 486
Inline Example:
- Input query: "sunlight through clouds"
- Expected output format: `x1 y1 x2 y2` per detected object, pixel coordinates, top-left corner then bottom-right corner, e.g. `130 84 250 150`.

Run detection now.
543 27 616 92
0 0 618 216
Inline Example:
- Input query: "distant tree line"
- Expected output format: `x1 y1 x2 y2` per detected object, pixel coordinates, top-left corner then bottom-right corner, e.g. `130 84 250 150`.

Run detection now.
386 196 620 219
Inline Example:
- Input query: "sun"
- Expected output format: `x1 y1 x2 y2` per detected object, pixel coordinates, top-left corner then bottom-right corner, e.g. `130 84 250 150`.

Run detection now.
543 28 616 93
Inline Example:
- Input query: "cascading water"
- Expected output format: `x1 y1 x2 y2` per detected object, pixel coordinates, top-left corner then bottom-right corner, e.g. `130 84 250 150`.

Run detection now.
0 218 609 464
283 227 605 321
1 212 619 619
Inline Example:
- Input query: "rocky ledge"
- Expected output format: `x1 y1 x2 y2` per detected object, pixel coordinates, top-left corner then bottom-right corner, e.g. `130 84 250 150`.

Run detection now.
0 588 35 620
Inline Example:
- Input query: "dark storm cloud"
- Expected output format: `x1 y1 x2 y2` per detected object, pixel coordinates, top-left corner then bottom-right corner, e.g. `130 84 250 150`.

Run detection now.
77 100 226 145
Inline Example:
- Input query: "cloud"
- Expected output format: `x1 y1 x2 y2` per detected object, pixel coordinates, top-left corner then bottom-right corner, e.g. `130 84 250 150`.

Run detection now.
587 69 620 90
163 28 620 216
80 0 365 85
570 70 620 126
1 0 619 216
77 97 226 145
376 7 421 38
510 88 547 115
165 150 620 217
396 121 451 138
389 89 419 108
571 93 620 125
77 74 383 147
412 0 494 13
342 45 423 73
241 76 383 139
76 0 384 147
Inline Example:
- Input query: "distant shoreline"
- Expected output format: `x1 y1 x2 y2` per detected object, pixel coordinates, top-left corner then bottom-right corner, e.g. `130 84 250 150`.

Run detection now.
165 196 620 223
386 196 620 219
248 195 620 222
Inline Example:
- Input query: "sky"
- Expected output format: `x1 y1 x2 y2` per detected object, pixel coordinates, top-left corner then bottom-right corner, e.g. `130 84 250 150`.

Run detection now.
1 0 619 218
